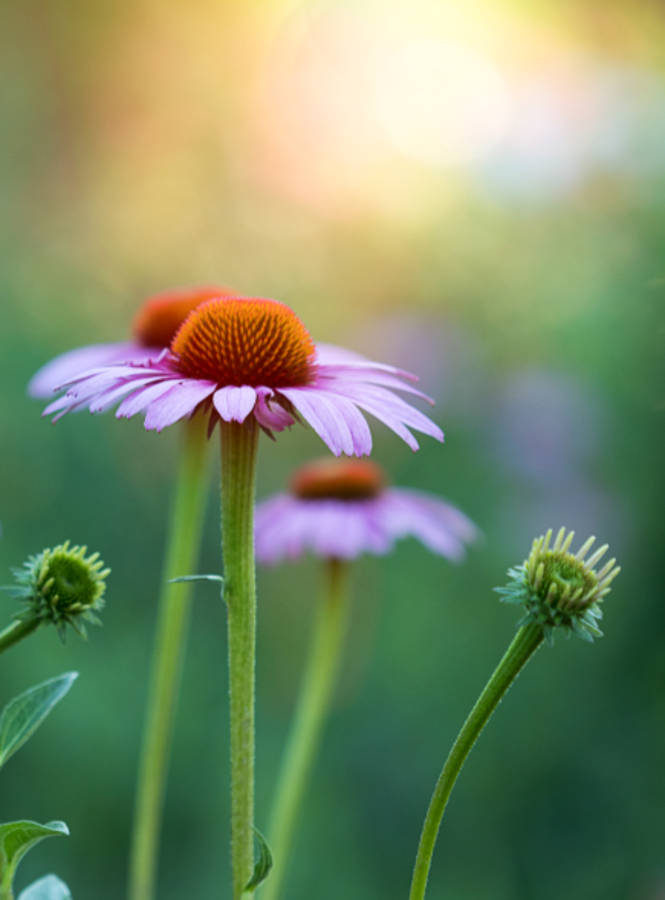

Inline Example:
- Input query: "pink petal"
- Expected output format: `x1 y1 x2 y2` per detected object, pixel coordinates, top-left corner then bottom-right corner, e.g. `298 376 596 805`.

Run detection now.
323 394 373 456
254 388 295 431
89 378 163 414
144 381 217 431
43 393 77 417
43 393 91 421
336 391 420 450
316 367 433 402
377 490 478 560
28 343 154 398
255 496 392 563
115 379 179 419
289 389 373 456
59 371 129 403
279 388 350 456
314 343 417 381
392 490 479 542
342 384 444 444
314 343 370 365
213 386 257 423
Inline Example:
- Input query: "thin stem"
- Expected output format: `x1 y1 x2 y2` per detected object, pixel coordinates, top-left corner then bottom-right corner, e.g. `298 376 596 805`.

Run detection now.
262 558 351 900
220 418 260 900
128 415 210 900
0 618 40 656
409 622 544 900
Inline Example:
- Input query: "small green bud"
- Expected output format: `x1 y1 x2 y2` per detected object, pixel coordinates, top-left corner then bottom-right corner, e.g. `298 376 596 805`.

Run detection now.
7 541 110 640
496 527 621 644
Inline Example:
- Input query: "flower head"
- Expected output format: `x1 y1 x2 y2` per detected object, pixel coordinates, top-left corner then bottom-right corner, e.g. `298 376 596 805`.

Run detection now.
7 541 109 640
42 295 444 456
29 285 233 398
496 527 621 644
255 457 477 562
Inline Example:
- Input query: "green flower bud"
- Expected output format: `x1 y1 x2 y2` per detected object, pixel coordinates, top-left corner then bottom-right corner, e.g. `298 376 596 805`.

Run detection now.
8 541 110 640
496 527 620 644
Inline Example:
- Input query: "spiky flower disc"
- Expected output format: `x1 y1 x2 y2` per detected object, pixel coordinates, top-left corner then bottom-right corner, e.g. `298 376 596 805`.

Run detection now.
496 527 620 644
8 541 110 640
43 296 445 455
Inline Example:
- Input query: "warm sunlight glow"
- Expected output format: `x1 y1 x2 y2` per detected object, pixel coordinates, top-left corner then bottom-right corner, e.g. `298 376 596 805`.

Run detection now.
374 38 509 166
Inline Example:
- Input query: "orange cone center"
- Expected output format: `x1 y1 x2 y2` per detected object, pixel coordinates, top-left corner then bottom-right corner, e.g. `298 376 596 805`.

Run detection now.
171 297 316 387
291 459 385 500
133 286 232 347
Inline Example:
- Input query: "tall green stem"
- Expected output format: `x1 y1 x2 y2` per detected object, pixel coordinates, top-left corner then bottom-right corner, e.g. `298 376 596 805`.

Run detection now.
0 619 40 656
220 418 260 900
409 622 544 900
128 415 210 900
262 558 351 900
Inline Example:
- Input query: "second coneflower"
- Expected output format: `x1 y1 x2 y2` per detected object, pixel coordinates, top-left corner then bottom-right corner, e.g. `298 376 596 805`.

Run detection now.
40 295 444 900
29 285 230 399
255 457 477 900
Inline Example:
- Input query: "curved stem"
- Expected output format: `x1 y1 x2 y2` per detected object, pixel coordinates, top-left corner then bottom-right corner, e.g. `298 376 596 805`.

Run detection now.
0 618 40 656
128 415 210 900
262 558 351 900
220 419 260 900
409 622 544 900
0 872 13 900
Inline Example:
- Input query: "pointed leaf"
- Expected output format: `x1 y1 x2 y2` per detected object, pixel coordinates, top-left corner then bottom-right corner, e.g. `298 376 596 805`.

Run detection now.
18 874 72 900
243 827 273 893
0 674 78 769
168 574 224 585
0 821 69 894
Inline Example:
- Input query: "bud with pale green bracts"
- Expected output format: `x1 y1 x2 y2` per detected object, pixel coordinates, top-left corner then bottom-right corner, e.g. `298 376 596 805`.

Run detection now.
495 526 621 644
0 542 109 652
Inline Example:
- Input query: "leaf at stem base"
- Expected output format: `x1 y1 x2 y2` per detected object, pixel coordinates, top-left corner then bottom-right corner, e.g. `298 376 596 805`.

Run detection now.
244 828 273 893
0 821 69 895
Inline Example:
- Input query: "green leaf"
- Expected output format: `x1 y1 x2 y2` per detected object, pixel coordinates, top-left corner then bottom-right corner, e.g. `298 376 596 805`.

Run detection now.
243 827 273 893
0 674 78 769
18 874 72 900
0 821 69 895
168 574 224 585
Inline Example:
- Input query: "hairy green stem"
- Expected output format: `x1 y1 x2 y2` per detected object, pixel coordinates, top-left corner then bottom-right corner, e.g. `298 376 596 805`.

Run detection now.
220 419 260 900
409 622 544 900
128 415 210 900
262 558 351 900
0 618 40 656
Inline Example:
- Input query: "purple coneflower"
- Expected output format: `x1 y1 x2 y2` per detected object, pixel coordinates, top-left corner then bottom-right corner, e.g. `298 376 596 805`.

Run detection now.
257 457 476 900
256 457 477 563
42 295 443 456
29 285 230 397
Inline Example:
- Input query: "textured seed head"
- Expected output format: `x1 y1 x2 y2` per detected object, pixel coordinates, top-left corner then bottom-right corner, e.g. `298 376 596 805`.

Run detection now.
171 296 316 387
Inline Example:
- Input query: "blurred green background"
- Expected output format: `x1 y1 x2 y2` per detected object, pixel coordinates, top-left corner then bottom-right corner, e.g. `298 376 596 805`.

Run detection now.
1 0 663 897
